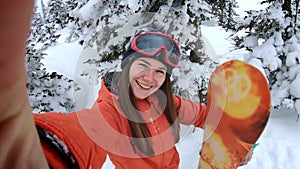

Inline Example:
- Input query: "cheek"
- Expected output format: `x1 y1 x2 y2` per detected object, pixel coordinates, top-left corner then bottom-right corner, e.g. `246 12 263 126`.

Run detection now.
129 67 138 82
156 77 166 88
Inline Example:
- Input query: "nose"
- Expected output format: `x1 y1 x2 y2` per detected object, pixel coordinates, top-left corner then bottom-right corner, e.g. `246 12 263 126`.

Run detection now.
143 68 155 81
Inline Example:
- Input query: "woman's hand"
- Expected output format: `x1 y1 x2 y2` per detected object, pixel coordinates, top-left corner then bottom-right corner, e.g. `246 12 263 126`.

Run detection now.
0 0 48 168
239 150 254 166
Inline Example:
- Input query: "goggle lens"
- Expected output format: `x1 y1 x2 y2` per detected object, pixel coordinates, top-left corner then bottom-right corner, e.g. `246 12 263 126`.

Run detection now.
131 33 180 67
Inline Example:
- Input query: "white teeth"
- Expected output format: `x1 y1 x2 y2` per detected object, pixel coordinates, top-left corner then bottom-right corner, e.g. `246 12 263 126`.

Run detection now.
137 81 152 89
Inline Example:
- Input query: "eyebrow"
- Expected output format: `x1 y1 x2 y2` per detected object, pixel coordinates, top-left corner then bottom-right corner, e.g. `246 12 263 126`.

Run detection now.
138 58 167 71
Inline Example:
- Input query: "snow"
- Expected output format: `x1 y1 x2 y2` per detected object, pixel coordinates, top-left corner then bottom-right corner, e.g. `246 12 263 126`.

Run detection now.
235 0 268 17
40 1 300 168
70 0 101 21
252 38 282 71
239 109 300 169
200 25 232 63
42 28 83 79
43 42 83 78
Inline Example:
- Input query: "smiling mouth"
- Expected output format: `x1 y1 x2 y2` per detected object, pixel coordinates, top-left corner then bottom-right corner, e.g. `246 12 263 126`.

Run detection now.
136 81 152 89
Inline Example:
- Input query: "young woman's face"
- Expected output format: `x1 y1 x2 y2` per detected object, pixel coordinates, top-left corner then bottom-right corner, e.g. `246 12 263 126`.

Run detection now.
129 57 167 99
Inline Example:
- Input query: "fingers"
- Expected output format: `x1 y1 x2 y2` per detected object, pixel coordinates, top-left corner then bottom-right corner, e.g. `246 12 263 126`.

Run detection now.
0 0 32 119
239 150 254 166
0 0 49 168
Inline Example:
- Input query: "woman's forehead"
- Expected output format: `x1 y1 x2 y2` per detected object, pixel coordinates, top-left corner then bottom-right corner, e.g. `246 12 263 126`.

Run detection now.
134 57 167 70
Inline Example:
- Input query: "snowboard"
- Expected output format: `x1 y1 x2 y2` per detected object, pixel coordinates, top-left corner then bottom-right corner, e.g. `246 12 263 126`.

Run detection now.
198 60 271 169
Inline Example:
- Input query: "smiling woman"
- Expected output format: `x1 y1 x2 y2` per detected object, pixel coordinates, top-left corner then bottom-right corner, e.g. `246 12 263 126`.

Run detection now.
73 24 208 169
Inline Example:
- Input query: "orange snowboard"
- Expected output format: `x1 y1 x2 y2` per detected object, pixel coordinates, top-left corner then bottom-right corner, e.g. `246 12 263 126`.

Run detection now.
198 60 271 169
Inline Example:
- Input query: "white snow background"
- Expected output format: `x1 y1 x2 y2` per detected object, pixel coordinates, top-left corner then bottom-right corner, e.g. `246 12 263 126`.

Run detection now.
40 1 300 169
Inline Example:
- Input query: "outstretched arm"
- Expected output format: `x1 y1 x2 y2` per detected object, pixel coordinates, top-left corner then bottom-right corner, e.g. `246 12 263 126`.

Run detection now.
0 0 48 168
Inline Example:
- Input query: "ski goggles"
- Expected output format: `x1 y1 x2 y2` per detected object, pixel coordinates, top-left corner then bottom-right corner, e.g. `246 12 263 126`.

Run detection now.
130 32 180 68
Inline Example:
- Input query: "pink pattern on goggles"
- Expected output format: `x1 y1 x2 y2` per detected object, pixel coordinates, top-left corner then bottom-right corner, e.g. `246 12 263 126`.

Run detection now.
130 32 180 68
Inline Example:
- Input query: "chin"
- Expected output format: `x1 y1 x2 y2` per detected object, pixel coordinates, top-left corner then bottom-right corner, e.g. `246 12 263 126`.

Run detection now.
133 90 155 100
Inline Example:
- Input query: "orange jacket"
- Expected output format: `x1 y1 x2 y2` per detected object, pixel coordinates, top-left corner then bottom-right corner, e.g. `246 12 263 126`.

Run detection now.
94 79 207 169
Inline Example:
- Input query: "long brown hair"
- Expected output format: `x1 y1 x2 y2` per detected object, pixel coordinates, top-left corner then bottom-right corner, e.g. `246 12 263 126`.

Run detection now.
118 59 180 156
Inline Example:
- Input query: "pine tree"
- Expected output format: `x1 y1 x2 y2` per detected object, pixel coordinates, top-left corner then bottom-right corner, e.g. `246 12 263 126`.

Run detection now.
26 2 76 113
205 0 239 30
231 0 300 115
26 44 75 113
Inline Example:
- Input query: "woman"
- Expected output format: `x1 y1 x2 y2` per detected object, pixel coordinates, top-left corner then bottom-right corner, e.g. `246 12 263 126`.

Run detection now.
86 26 208 168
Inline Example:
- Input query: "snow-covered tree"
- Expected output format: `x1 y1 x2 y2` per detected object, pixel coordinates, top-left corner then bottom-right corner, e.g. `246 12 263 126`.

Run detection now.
26 2 76 113
205 0 239 30
26 44 75 113
231 0 300 115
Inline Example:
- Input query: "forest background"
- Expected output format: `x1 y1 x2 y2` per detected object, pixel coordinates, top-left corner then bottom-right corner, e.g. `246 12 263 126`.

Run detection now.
27 0 300 119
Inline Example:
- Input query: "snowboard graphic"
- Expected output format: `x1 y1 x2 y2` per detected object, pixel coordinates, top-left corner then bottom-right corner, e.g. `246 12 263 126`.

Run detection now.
198 60 271 169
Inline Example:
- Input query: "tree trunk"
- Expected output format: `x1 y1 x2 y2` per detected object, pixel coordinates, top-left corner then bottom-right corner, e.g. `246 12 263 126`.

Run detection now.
148 0 168 12
171 0 184 7
294 0 299 25
282 0 292 17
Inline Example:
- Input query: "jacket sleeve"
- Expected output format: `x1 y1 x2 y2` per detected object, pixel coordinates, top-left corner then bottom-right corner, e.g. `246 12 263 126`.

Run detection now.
173 95 207 128
34 111 106 169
